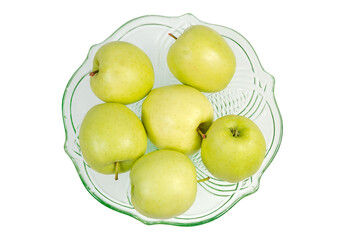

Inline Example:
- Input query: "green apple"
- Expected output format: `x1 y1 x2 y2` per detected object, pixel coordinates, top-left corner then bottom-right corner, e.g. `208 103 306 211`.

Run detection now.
90 41 154 104
167 25 236 92
79 103 147 179
130 150 197 219
141 84 213 155
201 115 266 183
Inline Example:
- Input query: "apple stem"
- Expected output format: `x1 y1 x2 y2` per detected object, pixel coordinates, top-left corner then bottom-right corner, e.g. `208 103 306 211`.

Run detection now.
89 70 99 76
196 127 206 139
168 33 178 40
115 162 120 181
197 176 210 183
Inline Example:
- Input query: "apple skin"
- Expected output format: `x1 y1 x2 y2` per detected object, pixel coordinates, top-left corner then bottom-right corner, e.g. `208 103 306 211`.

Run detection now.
79 103 147 175
141 84 214 155
130 150 197 219
90 41 154 104
201 115 266 183
167 25 236 92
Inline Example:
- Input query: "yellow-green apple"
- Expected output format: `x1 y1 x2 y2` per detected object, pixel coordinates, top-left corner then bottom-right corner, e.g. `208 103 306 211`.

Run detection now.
79 103 147 179
130 150 197 219
201 115 266 183
90 41 154 104
167 25 236 92
141 84 213 155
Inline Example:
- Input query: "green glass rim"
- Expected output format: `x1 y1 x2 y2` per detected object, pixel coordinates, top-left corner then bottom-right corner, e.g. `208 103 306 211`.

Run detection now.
62 13 283 227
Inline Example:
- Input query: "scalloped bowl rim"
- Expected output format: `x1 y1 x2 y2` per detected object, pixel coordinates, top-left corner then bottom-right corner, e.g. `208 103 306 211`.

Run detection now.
62 13 283 226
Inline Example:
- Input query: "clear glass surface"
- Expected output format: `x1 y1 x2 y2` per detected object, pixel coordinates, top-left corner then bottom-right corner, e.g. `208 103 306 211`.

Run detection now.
62 13 283 226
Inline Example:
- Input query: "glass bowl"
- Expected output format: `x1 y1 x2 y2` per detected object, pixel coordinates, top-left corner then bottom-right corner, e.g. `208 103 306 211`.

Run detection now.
62 13 283 226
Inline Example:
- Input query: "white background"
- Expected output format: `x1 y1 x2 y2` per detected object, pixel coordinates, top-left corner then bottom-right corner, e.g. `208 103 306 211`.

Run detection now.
1 0 359 239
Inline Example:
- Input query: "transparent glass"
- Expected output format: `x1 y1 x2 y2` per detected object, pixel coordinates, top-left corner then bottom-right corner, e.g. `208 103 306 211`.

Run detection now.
62 13 283 226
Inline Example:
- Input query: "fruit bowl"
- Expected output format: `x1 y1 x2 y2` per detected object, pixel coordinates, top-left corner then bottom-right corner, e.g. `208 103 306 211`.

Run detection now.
62 13 283 226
